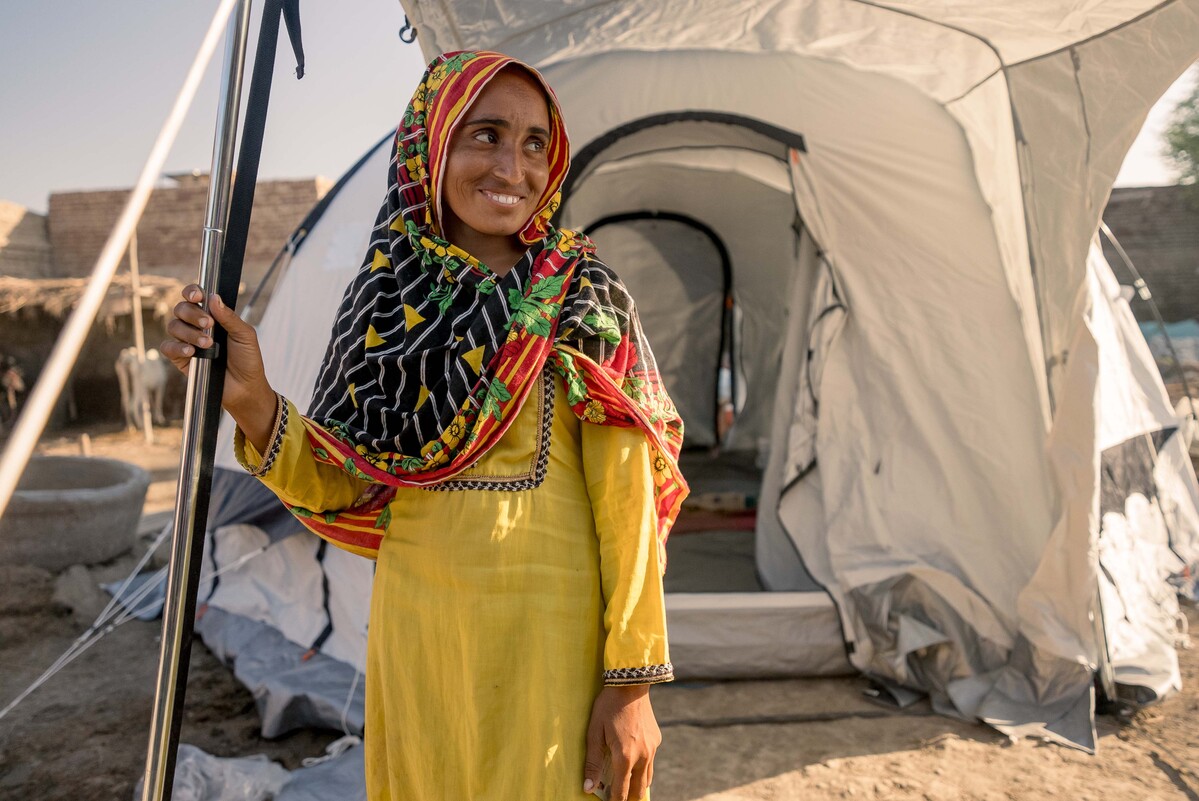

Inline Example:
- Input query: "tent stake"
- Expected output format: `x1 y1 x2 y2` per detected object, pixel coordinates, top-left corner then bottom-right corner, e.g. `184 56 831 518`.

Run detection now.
140 2 253 799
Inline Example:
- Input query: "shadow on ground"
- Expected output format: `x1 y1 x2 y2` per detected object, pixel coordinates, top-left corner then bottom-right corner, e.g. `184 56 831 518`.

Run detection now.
650 676 1005 800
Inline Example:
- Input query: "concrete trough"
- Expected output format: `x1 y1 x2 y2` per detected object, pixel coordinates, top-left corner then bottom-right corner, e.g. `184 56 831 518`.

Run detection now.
0 455 151 572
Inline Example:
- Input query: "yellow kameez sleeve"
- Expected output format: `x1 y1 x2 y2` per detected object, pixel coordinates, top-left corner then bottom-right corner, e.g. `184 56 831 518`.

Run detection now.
581 420 673 687
233 396 371 514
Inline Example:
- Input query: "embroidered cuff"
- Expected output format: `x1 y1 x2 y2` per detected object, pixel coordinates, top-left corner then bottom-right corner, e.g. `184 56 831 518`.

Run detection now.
602 663 674 686
242 393 288 478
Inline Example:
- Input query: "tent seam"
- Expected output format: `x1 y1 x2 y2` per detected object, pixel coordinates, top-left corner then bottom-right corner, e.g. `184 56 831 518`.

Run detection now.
844 0 1004 65
945 68 1002 105
845 0 1180 72
1003 0 1180 70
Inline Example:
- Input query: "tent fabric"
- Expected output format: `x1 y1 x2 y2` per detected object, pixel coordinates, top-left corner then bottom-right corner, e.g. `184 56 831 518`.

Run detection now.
201 523 370 673
586 217 728 446
275 744 367 801
1091 245 1179 452
213 142 392 472
756 228 830 593
397 0 1199 749
567 147 800 448
177 0 1199 761
667 592 851 678
197 607 365 738
406 1 1180 102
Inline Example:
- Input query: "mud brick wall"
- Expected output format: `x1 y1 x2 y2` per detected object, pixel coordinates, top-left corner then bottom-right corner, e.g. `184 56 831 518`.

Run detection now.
46 175 331 289
1103 185 1199 323
0 201 51 279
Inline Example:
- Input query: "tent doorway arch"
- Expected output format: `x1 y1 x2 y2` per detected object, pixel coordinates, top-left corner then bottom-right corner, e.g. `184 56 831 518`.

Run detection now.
561 129 836 623
585 211 735 449
562 134 807 453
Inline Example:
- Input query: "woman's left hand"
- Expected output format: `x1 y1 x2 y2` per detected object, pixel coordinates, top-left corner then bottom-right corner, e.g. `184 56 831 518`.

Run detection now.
583 685 662 801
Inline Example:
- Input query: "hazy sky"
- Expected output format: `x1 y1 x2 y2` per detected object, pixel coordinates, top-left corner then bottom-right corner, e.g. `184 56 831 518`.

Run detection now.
0 1 429 214
0 4 1194 214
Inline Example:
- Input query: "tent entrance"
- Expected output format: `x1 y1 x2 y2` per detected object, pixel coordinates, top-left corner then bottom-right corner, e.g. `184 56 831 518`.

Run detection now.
587 212 735 448
583 213 778 598
561 125 849 677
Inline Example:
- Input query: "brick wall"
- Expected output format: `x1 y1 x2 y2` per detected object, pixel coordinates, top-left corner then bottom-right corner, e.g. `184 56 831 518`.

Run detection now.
1102 185 1199 323
0 200 51 279
46 173 331 289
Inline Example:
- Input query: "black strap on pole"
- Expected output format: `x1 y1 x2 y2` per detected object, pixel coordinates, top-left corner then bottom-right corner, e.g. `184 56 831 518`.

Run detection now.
158 2 302 795
282 0 305 78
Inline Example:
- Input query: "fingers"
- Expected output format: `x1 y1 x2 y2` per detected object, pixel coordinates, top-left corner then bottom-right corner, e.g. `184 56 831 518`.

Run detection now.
159 337 193 374
628 758 649 801
161 286 215 373
609 754 633 801
163 286 256 362
582 716 605 796
205 291 244 334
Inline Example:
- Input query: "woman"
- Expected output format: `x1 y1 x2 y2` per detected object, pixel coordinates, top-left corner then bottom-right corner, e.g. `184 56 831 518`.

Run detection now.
164 50 687 801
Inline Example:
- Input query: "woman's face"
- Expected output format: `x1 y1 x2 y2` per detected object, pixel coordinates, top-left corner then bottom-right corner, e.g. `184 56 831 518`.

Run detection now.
439 68 553 251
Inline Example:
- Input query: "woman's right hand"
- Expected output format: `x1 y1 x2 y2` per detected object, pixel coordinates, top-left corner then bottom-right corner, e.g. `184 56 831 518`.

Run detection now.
161 285 278 451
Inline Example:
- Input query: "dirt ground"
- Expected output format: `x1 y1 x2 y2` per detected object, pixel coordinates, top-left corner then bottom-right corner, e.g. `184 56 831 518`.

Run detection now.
1 426 1197 800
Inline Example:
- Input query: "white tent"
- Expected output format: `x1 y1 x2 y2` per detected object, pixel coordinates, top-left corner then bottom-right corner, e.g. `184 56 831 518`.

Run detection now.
188 0 1199 756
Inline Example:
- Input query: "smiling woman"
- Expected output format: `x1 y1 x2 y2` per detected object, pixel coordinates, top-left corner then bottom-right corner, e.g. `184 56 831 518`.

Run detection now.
162 50 688 801
440 68 554 270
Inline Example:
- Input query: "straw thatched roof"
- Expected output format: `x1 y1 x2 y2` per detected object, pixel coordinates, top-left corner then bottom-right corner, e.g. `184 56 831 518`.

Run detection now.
0 274 185 320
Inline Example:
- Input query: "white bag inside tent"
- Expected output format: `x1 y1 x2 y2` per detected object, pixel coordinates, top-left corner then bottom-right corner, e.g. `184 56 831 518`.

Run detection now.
176 0 1199 756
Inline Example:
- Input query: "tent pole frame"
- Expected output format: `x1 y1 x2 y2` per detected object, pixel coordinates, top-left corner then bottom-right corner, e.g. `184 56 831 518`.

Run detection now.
140 2 253 798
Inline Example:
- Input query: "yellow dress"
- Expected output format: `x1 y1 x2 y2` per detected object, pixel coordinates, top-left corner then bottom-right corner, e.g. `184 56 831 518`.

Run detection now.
236 370 671 800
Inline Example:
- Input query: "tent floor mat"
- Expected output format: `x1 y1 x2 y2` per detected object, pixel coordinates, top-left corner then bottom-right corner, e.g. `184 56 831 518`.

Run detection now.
669 448 765 594
678 448 762 494
665 528 763 593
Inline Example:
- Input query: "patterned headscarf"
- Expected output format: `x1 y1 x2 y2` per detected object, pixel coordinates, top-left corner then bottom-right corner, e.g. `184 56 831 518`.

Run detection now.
287 51 688 563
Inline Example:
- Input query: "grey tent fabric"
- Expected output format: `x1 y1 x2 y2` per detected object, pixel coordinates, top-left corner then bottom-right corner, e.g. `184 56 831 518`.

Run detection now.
196 607 364 738
276 745 366 801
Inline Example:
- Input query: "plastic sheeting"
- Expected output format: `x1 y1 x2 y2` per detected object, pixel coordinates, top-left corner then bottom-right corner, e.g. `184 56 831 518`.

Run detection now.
1088 243 1198 705
132 743 368 801
131 745 289 801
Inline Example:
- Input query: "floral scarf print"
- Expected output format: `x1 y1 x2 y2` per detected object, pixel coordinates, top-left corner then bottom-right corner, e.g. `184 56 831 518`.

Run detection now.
290 51 688 563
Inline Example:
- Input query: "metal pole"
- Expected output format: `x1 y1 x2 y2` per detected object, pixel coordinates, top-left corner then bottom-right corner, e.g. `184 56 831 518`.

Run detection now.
1100 221 1196 410
140 2 253 799
0 0 242 523
128 228 155 445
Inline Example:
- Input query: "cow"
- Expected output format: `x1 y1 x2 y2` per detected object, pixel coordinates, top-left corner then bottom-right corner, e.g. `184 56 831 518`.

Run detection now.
116 347 168 430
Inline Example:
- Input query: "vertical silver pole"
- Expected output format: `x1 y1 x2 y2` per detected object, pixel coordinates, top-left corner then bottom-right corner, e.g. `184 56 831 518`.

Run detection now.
140 2 253 799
